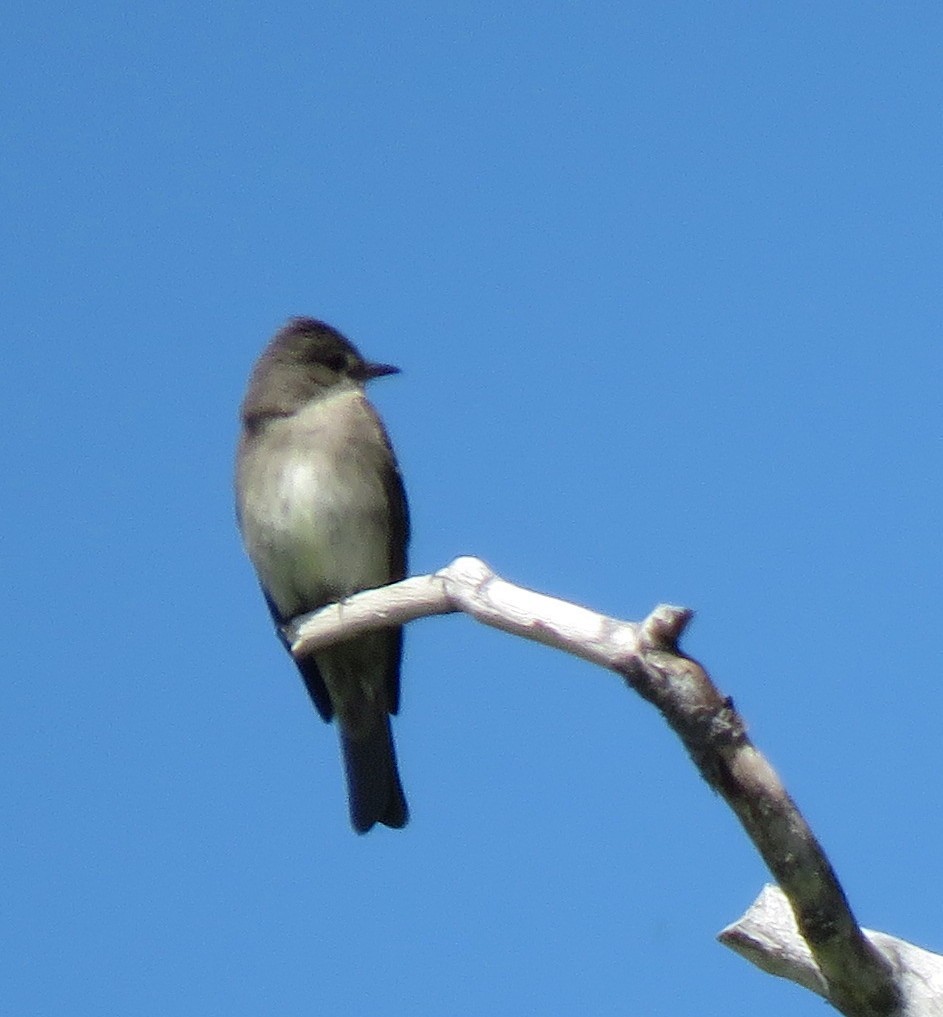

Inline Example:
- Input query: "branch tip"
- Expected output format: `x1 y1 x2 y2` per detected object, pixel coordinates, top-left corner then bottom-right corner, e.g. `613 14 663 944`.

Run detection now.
640 604 693 650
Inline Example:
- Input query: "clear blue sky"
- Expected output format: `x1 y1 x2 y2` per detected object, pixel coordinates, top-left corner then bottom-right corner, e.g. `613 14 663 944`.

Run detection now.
4 4 940 1015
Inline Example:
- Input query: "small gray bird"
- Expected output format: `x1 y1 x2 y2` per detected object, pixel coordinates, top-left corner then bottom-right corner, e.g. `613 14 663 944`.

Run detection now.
235 317 409 833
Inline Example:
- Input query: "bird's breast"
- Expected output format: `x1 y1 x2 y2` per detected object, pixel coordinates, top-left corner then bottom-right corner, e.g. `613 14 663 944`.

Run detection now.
237 397 393 617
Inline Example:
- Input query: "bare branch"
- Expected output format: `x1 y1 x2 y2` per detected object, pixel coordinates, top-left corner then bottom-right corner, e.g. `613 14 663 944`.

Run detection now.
286 555 641 667
721 886 943 1017
285 556 939 1016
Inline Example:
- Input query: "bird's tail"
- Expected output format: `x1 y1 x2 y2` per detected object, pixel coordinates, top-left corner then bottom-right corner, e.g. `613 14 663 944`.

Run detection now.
340 714 408 834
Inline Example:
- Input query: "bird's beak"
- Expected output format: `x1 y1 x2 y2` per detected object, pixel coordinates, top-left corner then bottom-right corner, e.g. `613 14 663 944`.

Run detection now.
357 361 400 381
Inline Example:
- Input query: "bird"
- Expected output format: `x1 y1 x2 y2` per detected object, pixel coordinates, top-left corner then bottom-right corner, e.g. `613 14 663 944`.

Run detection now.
235 317 409 833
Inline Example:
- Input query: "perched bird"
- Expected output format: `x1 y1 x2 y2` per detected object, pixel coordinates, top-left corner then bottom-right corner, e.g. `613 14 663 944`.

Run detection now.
235 317 409 833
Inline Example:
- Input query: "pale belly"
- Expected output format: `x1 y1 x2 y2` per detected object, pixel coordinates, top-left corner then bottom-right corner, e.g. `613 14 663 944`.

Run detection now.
240 448 390 618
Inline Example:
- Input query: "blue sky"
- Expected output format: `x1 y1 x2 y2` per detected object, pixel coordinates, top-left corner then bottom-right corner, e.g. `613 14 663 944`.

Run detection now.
3 3 940 1014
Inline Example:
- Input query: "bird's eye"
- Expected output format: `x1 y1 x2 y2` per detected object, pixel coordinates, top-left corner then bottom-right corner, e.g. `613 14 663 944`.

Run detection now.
321 352 347 373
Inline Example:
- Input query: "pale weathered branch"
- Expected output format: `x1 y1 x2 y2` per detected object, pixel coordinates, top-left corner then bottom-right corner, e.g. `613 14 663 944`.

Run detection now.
720 886 943 1016
285 556 940 1017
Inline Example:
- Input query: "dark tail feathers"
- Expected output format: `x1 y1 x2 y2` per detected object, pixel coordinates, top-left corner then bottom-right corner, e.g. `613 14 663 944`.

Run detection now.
340 715 408 834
